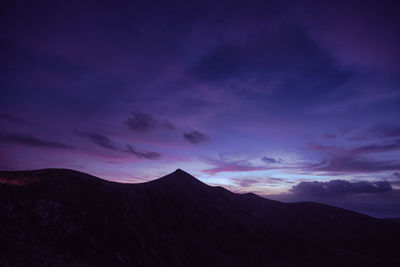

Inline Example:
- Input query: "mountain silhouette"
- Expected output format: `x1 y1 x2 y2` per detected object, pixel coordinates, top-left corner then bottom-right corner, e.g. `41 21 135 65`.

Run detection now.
1 168 399 266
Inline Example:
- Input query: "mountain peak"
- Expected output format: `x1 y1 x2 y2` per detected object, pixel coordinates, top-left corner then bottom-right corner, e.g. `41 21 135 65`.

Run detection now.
153 169 208 189
165 168 197 180
172 168 190 175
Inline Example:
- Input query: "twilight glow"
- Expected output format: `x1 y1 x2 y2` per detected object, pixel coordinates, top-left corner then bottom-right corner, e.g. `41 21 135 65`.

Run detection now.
1 0 399 217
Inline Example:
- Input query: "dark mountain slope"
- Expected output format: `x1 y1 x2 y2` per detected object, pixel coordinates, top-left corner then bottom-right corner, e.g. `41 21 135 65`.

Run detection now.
0 169 399 266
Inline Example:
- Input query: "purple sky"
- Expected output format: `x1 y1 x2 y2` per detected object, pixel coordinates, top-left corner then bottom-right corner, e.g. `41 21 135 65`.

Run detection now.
1 0 400 217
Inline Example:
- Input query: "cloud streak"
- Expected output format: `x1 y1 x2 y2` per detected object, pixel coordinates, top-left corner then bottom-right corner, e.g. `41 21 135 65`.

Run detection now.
78 132 119 151
124 145 161 160
183 131 209 145
77 131 161 160
125 112 174 132
0 132 72 149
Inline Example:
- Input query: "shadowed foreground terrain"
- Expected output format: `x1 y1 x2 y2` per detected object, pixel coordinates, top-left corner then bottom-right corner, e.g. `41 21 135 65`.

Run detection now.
1 169 399 266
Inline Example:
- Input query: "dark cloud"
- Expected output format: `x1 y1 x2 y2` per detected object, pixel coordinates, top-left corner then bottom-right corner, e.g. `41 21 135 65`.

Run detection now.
0 132 71 149
77 132 119 151
124 145 161 160
125 112 174 132
0 112 23 123
77 131 161 160
261 156 282 164
125 112 157 132
291 180 392 197
183 130 209 145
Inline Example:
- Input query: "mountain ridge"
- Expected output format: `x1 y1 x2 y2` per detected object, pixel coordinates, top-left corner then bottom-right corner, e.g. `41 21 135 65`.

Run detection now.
1 168 399 266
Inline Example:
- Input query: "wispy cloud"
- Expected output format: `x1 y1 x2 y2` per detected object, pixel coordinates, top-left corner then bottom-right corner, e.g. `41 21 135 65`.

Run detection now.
124 145 161 160
77 132 119 151
0 132 72 149
76 131 161 160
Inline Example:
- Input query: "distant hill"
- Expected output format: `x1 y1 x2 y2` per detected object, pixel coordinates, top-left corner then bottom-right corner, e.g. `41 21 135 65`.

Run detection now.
1 168 399 266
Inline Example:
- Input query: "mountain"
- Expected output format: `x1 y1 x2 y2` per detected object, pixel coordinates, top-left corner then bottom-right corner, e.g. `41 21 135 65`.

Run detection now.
1 169 399 266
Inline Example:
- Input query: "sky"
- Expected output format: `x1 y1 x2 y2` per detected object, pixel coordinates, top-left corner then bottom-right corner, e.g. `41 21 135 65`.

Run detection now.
1 0 400 217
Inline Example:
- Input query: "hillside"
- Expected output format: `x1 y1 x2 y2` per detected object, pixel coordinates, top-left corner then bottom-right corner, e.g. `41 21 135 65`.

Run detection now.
1 169 399 266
